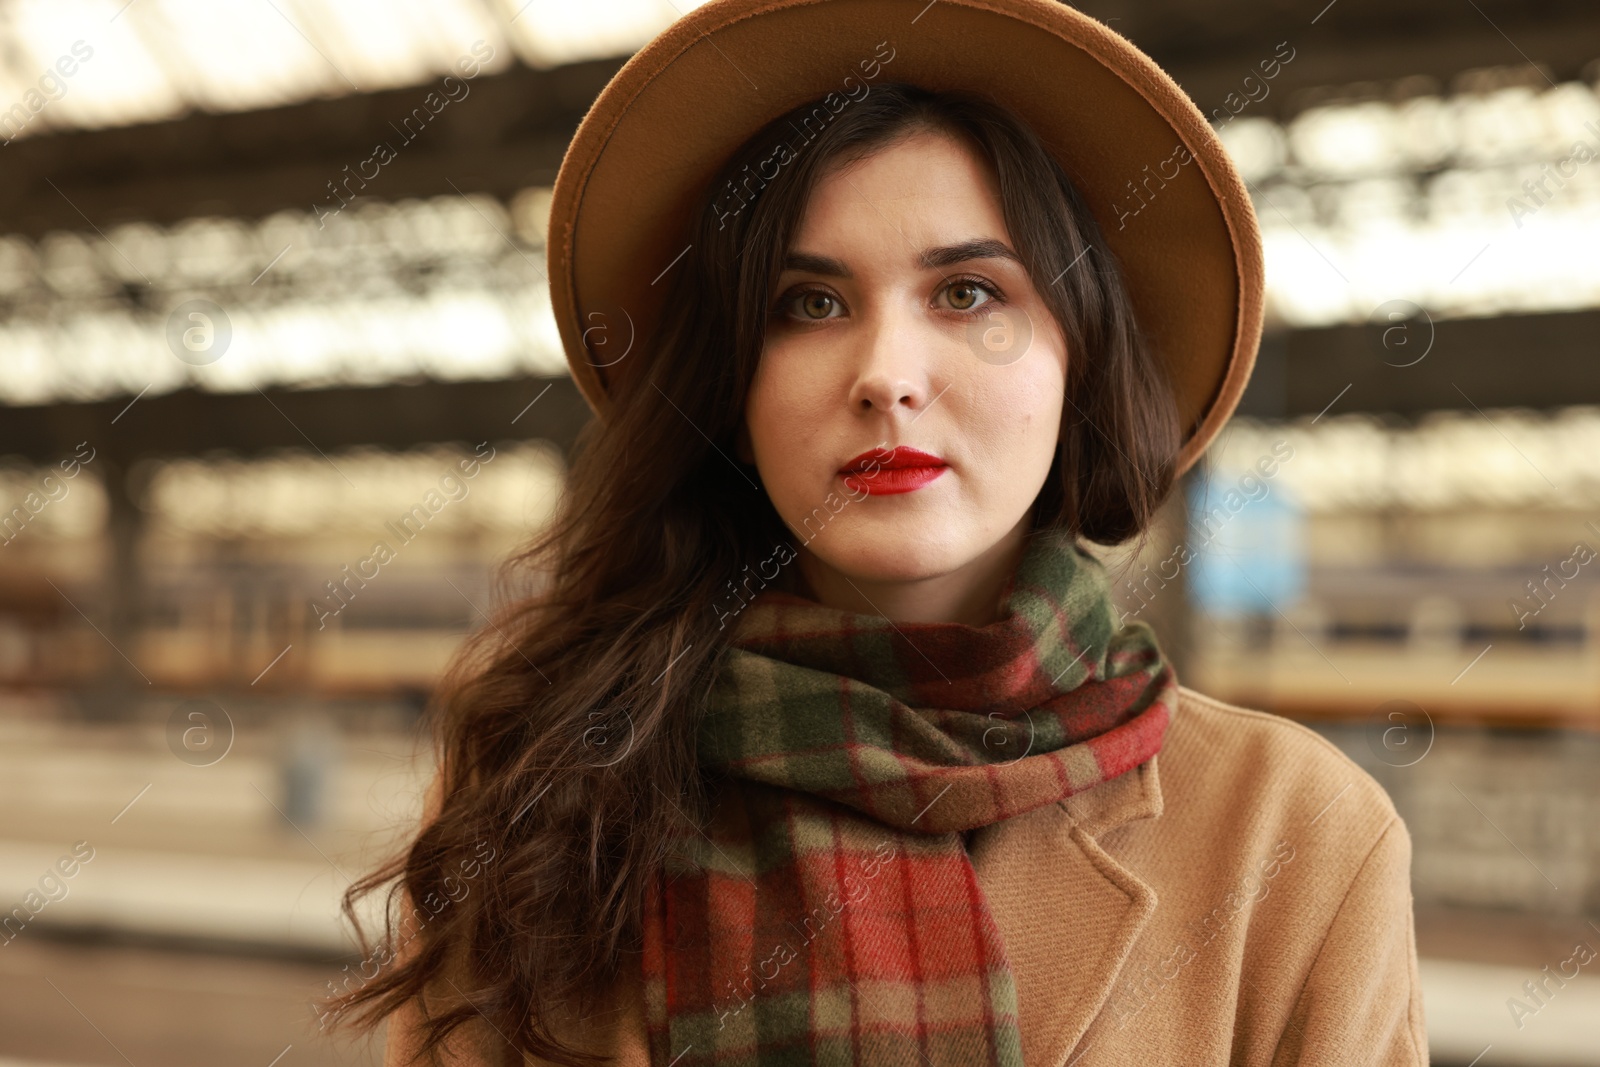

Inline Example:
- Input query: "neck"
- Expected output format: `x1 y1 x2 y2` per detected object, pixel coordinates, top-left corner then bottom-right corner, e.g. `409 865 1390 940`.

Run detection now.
793 514 1033 626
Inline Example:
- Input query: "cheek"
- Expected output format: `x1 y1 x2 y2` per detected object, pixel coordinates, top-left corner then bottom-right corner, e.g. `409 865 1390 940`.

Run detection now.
953 362 1064 525
961 337 1066 469
745 347 833 492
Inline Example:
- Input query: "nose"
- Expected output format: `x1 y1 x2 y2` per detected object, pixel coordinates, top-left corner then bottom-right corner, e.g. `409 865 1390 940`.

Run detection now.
845 307 935 416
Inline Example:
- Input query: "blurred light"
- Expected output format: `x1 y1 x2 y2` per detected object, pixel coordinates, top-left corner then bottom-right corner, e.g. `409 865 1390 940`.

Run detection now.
1216 117 1287 184
1207 407 1600 512
0 0 511 138
1224 74 1600 326
0 457 107 538
0 193 564 405
488 0 714 68
143 0 344 111
1 0 185 132
1288 100 1400 179
144 442 566 538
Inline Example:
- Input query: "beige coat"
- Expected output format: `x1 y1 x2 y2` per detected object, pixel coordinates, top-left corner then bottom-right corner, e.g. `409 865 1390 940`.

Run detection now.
386 685 1429 1065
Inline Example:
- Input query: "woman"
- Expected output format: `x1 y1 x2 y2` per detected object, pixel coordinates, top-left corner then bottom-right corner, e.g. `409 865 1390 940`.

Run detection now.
324 0 1427 1064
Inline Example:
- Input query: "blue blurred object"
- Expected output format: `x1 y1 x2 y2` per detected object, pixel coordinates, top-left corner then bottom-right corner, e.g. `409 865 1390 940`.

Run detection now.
1185 465 1307 616
279 715 336 828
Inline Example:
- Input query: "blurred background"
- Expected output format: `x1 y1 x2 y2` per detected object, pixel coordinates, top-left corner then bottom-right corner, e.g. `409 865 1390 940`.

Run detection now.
0 0 1596 1063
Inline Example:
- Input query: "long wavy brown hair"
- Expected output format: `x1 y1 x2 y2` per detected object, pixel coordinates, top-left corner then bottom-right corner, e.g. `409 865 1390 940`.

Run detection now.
320 82 1183 1064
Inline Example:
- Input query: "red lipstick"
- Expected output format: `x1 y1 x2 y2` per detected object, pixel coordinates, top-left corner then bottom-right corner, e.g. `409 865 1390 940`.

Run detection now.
839 446 948 496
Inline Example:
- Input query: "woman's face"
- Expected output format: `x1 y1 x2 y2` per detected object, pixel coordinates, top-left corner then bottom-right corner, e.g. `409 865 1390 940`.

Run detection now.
740 128 1068 597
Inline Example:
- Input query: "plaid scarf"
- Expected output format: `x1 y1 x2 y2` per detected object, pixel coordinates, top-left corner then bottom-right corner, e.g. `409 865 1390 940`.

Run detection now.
641 528 1178 1065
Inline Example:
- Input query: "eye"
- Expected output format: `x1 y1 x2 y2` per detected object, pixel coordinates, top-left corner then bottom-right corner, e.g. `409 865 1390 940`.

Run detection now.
774 286 845 322
939 276 1002 315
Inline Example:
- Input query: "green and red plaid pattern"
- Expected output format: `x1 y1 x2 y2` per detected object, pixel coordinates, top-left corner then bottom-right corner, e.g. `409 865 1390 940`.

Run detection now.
641 528 1177 1065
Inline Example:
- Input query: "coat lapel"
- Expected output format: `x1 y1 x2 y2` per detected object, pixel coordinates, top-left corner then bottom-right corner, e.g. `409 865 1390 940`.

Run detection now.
967 754 1165 1067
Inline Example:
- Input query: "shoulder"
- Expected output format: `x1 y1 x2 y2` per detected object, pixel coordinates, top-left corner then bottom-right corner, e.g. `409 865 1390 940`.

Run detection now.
1127 684 1407 911
1168 683 1383 780
1161 683 1399 833
1156 690 1425 1060
1087 703 1423 1058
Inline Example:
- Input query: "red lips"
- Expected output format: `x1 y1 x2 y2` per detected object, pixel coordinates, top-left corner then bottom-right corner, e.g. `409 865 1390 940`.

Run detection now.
839 446 948 496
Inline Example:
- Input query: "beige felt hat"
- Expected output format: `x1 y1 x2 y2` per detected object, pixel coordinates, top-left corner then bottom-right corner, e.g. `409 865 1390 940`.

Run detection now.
546 0 1264 477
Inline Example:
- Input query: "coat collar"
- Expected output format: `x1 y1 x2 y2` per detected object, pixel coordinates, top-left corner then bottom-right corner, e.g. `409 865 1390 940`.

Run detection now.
966 753 1165 1067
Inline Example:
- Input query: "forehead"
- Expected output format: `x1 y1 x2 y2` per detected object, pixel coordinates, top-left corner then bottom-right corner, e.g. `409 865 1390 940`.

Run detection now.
791 129 1009 249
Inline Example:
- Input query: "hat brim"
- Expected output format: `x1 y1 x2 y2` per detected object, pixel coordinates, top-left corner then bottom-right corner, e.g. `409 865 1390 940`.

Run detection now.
547 0 1264 478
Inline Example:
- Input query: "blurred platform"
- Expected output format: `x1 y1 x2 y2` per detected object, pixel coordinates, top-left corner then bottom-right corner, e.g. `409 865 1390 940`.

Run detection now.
1 708 1598 1064
0 935 383 1067
0 707 426 955
0 908 1595 1066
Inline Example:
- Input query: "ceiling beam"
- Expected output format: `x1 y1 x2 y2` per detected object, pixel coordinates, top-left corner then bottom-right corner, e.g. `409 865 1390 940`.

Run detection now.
1238 307 1600 419
0 376 587 467
0 58 623 237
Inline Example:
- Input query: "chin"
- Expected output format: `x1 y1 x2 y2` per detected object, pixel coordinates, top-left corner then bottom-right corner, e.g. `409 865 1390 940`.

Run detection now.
813 528 968 584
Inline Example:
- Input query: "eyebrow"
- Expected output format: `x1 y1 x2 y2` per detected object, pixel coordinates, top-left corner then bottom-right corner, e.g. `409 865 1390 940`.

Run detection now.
780 238 1022 278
